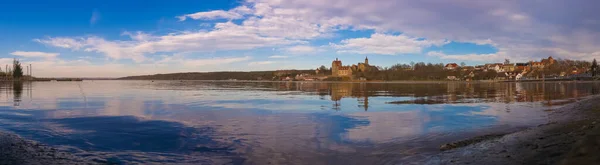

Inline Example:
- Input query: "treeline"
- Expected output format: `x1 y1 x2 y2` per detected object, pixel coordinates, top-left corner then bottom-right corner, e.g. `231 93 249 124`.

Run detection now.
354 62 466 81
0 59 26 80
536 59 592 76
118 70 314 80
360 59 595 81
120 58 597 81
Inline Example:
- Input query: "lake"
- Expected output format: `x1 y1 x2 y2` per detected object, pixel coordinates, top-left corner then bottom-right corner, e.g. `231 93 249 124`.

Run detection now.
0 81 598 164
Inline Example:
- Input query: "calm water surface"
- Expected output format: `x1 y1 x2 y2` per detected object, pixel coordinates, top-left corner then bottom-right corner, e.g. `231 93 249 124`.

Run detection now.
0 81 598 164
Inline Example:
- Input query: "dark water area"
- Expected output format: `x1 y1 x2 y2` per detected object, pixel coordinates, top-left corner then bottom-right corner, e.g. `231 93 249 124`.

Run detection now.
0 81 598 164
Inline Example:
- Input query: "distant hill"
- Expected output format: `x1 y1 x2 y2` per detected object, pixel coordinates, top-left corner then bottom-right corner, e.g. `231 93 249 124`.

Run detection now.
118 70 314 80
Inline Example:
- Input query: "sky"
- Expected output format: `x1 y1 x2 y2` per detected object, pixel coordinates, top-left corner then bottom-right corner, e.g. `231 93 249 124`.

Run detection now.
1 0 600 77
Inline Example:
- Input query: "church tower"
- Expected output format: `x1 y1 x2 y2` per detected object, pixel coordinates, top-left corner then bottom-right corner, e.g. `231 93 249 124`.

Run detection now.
365 56 369 65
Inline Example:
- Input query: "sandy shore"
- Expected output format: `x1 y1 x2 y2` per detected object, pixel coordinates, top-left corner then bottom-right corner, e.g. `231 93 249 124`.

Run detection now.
421 95 600 165
0 132 100 165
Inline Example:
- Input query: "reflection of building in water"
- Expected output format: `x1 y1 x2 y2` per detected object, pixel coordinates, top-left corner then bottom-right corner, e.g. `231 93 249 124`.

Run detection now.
329 83 370 111
330 83 351 110
357 83 369 111
329 83 351 101
446 83 459 103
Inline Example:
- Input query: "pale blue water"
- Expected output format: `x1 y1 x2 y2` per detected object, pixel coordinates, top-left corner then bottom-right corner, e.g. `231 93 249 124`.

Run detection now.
0 81 597 164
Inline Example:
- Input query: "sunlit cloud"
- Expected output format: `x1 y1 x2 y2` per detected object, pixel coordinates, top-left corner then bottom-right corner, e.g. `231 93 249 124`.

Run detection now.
331 33 448 55
11 51 59 59
12 0 600 77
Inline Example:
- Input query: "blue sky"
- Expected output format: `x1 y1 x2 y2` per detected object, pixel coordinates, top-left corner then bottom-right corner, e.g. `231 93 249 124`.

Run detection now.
1 0 599 77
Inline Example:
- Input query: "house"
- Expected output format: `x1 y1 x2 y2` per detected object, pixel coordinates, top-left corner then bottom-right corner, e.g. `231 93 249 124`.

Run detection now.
485 63 504 72
445 63 459 70
515 63 530 71
530 61 545 69
295 73 310 80
503 64 515 72
571 67 586 74
505 71 521 80
462 66 475 71
515 73 524 80
475 65 486 71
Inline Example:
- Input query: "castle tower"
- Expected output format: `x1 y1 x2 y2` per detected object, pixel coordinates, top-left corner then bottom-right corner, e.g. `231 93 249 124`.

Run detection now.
332 58 342 76
365 56 369 65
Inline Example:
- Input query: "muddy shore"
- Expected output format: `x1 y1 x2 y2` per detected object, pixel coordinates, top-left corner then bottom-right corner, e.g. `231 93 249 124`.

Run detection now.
424 95 600 165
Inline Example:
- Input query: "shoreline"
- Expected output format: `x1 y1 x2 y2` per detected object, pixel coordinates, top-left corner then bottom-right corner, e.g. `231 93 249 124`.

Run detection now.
0 132 100 164
425 95 600 164
112 79 599 84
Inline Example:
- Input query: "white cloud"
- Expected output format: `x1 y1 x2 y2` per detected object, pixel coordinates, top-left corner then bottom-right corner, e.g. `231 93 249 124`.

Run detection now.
246 0 600 61
90 10 100 25
268 55 288 58
121 31 153 41
34 37 85 49
331 33 448 55
28 0 600 77
248 61 276 65
36 1 343 64
183 56 252 67
490 9 528 22
177 6 253 21
155 55 252 67
35 22 302 62
509 14 528 21
285 45 318 54
427 51 507 62
0 56 253 78
10 51 59 59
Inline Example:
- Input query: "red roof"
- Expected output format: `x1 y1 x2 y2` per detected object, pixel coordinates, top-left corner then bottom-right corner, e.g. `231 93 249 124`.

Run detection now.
445 63 458 67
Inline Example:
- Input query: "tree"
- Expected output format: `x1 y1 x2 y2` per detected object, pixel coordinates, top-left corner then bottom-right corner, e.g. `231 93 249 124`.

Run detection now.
460 62 466 67
318 65 328 71
12 59 23 79
504 59 511 64
592 59 598 77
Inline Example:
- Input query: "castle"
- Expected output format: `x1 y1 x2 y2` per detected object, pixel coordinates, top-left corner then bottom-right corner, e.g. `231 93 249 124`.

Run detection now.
331 57 374 77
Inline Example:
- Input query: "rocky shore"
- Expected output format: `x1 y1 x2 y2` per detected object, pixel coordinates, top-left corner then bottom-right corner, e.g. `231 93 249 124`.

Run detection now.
426 95 600 165
0 132 99 165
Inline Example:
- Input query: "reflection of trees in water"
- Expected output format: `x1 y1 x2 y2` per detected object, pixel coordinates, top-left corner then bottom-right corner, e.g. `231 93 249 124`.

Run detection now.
12 81 23 106
155 81 600 110
259 81 600 110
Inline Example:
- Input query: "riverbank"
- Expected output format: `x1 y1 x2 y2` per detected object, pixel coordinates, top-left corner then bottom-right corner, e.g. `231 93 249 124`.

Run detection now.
425 95 600 164
0 132 99 164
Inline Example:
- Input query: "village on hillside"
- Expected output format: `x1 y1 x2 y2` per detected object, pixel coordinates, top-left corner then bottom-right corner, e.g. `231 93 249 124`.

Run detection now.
273 56 599 81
